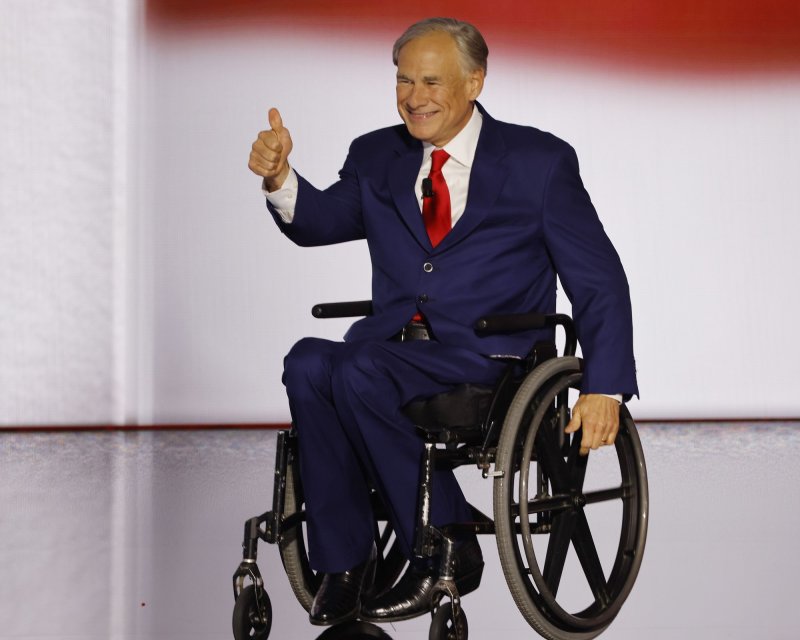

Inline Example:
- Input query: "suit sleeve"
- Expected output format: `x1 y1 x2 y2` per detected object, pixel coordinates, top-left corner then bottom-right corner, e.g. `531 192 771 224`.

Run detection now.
541 144 638 399
267 146 366 247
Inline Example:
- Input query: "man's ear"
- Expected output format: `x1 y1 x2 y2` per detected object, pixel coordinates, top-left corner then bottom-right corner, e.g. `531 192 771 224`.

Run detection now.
467 69 485 101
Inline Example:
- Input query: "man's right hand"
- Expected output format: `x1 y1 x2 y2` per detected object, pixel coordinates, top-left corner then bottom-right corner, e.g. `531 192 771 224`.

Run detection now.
249 108 293 191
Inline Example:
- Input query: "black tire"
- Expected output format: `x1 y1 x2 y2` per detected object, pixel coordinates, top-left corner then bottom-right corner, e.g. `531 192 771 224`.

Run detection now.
493 357 648 640
429 602 468 640
316 620 393 639
232 584 272 640
278 447 408 611
277 456 319 611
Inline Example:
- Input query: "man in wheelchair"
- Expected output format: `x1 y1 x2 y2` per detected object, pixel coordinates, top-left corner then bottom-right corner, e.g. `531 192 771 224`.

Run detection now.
247 16 638 631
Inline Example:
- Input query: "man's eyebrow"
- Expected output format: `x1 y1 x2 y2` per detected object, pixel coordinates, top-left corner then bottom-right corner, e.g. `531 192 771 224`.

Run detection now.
395 74 442 82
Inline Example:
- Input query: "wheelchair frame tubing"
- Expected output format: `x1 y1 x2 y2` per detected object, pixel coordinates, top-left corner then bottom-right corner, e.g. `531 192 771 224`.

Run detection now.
414 442 437 558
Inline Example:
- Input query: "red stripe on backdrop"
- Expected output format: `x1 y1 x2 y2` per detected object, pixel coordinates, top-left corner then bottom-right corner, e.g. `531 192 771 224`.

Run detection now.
147 0 800 73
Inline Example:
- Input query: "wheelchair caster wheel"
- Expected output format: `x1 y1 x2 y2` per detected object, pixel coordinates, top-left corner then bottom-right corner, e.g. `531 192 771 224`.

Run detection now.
429 602 468 640
232 584 272 640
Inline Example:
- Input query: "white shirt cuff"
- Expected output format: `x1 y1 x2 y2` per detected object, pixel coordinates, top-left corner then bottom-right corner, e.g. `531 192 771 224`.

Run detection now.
262 168 298 223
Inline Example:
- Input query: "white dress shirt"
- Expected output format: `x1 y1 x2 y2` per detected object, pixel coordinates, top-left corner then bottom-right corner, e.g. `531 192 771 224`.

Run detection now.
413 105 482 225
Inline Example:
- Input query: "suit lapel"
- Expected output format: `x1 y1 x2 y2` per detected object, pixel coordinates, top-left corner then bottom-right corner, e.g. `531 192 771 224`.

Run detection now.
388 137 431 250
438 107 509 251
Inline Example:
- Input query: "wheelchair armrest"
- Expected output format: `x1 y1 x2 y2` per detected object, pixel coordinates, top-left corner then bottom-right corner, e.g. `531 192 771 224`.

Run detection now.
475 312 547 333
311 300 373 318
310 304 577 356
475 312 577 357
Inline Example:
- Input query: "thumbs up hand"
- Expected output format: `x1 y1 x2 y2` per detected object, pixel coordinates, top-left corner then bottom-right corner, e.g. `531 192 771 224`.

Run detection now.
249 107 294 191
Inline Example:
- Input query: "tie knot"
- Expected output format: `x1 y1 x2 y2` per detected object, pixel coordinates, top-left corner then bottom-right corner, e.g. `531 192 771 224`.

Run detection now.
430 149 450 173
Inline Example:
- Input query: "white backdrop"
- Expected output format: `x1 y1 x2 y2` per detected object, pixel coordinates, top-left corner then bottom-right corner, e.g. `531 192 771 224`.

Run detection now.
140 27 800 423
2 4 800 425
0 0 137 426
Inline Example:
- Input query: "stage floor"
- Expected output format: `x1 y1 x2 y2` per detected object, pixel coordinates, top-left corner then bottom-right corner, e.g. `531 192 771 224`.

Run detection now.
2 422 798 639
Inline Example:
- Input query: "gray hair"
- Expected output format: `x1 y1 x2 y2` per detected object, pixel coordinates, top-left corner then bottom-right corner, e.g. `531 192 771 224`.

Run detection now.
392 17 488 75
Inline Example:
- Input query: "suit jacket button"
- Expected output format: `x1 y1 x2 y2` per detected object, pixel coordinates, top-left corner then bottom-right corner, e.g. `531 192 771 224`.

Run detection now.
423 262 433 273
417 294 428 303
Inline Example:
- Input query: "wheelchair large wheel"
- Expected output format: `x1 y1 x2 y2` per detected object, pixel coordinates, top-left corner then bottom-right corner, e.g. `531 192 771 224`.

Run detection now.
278 451 408 611
493 357 648 640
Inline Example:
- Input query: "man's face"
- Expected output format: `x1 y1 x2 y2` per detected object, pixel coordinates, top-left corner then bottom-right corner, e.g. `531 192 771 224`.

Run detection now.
395 32 484 148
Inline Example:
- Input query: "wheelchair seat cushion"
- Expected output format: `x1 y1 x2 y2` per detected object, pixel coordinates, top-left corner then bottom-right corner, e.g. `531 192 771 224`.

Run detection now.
402 383 494 433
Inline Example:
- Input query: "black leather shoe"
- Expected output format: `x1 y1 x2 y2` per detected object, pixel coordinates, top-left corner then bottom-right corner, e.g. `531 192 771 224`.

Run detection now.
360 538 484 622
309 545 377 626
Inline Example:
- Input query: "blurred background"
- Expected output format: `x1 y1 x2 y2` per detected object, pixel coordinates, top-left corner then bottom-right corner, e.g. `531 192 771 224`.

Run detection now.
1 1 799 638
2 0 800 426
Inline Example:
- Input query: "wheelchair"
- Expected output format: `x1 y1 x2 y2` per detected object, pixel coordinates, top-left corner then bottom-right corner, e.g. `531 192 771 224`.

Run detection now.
232 302 648 640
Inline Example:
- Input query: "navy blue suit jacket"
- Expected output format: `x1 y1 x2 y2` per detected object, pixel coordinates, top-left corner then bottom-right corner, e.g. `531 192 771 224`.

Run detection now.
269 105 638 398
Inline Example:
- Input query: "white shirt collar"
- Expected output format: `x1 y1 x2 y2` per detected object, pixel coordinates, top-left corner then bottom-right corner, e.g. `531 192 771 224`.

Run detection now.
422 105 483 168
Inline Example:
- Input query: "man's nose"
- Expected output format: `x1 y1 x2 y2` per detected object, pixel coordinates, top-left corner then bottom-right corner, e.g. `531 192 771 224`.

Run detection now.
406 84 429 108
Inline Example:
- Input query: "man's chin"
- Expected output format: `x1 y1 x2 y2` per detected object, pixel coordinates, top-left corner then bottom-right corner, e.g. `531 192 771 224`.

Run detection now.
403 122 435 144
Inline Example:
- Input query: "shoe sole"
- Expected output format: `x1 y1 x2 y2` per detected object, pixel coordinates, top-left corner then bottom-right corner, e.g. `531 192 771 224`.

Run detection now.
360 561 484 623
309 602 360 626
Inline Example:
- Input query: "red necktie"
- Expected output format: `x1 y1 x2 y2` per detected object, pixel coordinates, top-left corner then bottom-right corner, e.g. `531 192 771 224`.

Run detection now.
422 149 451 247
411 150 451 324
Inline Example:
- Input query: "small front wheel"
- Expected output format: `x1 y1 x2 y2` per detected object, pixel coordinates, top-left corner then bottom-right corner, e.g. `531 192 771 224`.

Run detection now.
232 584 272 640
429 602 468 640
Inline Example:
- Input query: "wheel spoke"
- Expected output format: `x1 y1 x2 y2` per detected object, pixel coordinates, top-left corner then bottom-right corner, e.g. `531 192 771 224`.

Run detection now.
376 522 393 554
565 431 588 493
571 510 610 606
534 418 570 493
584 485 625 505
524 494 575 514
543 510 578 596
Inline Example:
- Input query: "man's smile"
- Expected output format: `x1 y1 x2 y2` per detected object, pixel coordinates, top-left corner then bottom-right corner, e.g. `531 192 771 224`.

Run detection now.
406 109 439 120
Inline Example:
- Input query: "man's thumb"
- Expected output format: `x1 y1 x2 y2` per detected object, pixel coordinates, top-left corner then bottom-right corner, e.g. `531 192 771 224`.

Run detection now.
268 107 284 133
565 406 581 433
